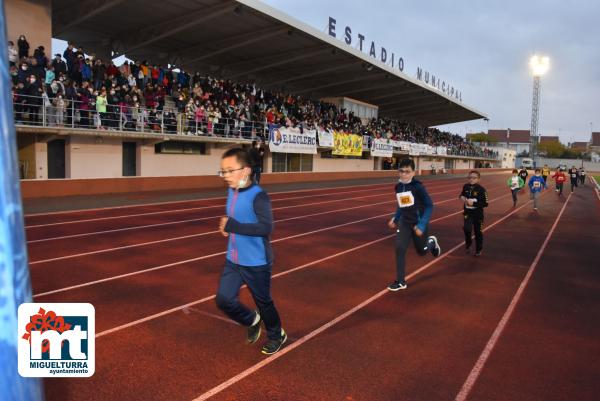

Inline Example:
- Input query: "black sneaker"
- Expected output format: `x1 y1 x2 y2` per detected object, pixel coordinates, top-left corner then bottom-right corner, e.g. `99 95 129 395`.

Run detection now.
261 328 287 355
474 250 482 257
247 311 261 344
465 245 471 254
428 236 441 257
387 281 407 291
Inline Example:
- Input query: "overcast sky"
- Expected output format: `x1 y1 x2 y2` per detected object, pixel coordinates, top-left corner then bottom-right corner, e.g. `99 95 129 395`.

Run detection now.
52 0 599 143
261 0 600 143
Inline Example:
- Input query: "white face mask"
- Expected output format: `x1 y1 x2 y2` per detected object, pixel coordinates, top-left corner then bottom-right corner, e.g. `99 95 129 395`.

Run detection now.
237 175 248 189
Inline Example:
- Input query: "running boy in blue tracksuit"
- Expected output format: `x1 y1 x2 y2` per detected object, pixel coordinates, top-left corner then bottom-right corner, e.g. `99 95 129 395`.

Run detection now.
387 159 441 291
216 147 286 355
528 168 547 211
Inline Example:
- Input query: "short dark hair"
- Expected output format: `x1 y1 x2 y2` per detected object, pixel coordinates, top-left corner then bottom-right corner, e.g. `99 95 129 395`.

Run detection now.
534 168 540 172
398 159 415 170
469 170 480 178
222 147 252 168
512 169 518 174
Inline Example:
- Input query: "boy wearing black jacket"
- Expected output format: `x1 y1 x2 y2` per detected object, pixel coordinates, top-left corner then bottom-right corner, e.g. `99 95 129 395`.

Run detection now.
387 159 441 291
460 170 489 256
518 167 528 190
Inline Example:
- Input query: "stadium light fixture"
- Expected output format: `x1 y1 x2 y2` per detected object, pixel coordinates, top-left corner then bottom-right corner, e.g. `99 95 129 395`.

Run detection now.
529 55 549 77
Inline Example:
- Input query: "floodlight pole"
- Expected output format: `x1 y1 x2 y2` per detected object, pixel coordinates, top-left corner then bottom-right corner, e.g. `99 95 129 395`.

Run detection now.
530 75 541 168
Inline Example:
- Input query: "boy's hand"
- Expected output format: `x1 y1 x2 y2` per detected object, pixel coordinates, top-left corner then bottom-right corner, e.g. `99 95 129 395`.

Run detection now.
387 218 396 230
219 216 229 237
466 199 474 206
413 226 423 237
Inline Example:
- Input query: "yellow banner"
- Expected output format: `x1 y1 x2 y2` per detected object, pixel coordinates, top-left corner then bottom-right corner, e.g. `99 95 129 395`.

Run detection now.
332 132 363 156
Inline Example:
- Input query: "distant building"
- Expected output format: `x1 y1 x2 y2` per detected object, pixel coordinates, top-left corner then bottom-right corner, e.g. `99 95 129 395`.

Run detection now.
590 132 600 152
569 141 588 152
539 136 560 144
467 129 531 156
482 146 516 169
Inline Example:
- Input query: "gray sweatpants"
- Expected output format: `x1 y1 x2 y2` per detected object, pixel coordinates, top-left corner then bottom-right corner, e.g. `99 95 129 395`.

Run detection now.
530 191 540 208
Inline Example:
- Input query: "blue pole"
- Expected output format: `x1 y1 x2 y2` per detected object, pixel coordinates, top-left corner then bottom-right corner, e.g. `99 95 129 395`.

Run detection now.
0 0 44 399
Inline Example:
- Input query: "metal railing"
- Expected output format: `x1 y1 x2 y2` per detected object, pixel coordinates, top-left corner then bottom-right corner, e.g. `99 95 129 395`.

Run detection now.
12 94 268 140
12 94 499 159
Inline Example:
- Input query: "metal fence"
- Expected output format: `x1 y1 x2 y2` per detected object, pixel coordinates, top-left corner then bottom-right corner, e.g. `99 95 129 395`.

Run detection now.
12 94 499 159
12 94 268 140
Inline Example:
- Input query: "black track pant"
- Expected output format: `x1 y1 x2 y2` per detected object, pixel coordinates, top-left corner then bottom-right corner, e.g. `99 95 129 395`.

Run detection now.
395 222 431 284
464 210 484 252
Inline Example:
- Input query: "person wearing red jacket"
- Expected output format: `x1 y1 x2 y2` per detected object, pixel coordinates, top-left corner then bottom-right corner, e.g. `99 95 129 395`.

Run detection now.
552 168 566 195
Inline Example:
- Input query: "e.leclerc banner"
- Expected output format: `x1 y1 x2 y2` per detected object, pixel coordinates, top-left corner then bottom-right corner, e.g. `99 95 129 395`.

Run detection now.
269 126 317 154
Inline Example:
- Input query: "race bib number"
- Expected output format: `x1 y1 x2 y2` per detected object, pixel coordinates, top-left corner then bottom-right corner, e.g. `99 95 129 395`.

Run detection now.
533 181 541 188
571 174 576 178
396 191 415 208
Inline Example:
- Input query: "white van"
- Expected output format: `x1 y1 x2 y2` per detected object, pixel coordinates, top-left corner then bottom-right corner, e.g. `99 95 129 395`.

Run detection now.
521 158 534 169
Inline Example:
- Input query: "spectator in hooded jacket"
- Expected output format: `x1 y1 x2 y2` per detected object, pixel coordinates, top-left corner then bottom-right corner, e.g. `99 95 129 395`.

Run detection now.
17 35 29 59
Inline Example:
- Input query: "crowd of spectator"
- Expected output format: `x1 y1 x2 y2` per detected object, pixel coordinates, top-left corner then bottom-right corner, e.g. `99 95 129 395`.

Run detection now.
8 35 496 159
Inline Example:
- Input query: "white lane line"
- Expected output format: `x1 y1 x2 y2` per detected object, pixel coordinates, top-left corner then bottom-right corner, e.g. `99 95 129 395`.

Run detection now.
454 193 571 401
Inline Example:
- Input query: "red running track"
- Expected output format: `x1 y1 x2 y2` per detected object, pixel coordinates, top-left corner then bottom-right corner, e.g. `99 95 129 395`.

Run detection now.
29 174 598 401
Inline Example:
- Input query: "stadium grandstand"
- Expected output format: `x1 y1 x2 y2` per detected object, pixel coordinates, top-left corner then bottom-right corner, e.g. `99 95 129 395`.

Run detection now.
8 0 494 187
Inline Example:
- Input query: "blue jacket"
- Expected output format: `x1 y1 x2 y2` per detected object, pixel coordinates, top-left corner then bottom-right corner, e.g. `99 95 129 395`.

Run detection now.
393 179 433 232
224 183 273 266
528 175 547 193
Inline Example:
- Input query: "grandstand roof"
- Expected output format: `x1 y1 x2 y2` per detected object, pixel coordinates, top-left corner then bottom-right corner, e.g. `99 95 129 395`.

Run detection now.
487 129 530 144
52 0 487 127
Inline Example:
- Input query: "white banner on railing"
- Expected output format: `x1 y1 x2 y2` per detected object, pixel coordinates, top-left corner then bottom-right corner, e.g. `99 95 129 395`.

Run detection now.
269 126 317 154
409 143 421 155
318 130 333 147
436 146 447 155
397 141 412 151
371 138 395 157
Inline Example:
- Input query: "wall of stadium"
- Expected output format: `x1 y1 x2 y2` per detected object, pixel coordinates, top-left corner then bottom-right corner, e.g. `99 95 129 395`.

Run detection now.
67 136 123 178
6 0 51 55
312 156 374 172
20 134 500 180
139 144 227 177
